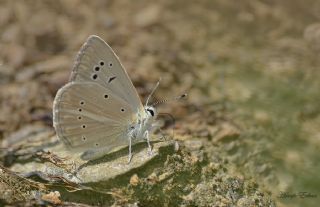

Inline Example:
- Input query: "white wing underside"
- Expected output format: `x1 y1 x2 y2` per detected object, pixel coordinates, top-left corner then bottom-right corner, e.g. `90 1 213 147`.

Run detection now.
53 82 132 151
70 35 143 113
52 35 143 158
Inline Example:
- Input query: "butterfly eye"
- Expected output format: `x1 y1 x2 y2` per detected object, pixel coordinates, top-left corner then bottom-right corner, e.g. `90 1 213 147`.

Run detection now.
78 116 82 120
78 108 82 112
80 101 85 105
146 109 155 117
104 94 109 99
94 66 100 71
99 61 104 66
82 125 86 128
121 108 125 112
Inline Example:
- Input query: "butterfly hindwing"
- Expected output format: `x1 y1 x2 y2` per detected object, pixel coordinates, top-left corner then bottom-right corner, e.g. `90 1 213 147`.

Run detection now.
70 35 143 113
53 82 132 152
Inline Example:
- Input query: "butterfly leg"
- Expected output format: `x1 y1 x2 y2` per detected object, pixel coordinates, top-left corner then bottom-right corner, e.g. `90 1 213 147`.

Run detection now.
145 130 153 156
128 135 133 163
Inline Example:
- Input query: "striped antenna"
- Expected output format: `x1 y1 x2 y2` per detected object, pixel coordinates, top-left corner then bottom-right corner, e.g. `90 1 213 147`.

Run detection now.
152 94 187 107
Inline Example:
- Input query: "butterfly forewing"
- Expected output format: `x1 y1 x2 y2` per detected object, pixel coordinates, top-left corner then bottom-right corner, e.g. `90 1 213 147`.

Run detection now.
53 82 133 152
70 35 143 113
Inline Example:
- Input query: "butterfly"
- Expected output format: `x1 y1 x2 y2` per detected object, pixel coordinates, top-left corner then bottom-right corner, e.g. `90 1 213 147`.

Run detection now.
53 35 162 163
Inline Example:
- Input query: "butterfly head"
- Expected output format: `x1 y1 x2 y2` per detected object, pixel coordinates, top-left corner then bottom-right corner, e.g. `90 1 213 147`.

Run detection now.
145 105 157 120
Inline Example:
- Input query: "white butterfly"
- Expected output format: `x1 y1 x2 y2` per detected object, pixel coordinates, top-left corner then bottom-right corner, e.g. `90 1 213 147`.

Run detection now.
53 35 160 163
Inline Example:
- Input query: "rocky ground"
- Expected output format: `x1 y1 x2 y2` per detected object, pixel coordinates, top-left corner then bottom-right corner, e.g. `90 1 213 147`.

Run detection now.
1 0 320 206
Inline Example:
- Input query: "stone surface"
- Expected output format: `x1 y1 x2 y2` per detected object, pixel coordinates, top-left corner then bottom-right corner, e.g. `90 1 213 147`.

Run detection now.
10 136 175 184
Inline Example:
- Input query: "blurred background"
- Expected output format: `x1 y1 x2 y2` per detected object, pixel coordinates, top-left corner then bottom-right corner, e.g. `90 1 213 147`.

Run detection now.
0 0 320 206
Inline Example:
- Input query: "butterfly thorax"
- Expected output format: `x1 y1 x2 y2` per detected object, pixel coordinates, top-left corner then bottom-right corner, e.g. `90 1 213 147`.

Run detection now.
129 106 157 141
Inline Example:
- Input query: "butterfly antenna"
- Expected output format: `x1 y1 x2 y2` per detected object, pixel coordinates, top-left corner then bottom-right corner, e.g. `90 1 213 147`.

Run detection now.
145 78 161 107
152 93 187 106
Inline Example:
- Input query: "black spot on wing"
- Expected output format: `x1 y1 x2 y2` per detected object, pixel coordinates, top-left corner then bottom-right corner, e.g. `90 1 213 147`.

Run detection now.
108 76 116 83
94 66 100 71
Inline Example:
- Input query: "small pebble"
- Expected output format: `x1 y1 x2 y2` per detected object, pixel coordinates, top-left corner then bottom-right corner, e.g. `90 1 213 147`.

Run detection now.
130 174 139 186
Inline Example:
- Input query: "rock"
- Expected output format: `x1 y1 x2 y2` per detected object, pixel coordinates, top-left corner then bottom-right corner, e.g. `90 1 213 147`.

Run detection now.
41 191 61 205
9 136 175 184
